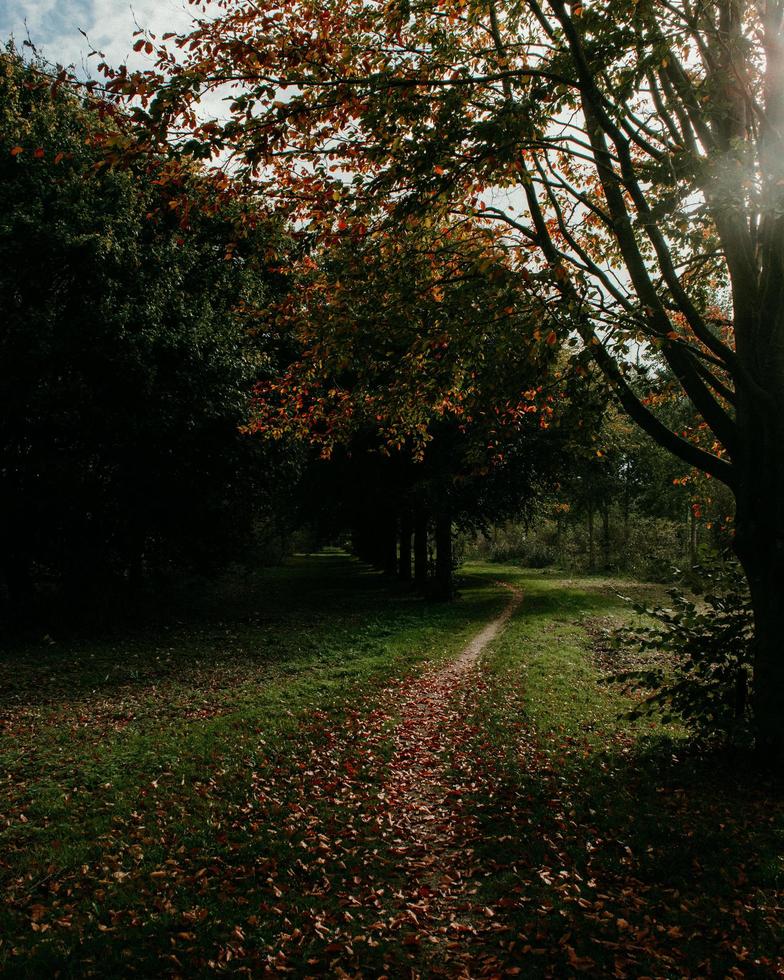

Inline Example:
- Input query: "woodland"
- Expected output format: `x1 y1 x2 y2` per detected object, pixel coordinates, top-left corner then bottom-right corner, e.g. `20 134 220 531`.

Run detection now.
1 0 783 975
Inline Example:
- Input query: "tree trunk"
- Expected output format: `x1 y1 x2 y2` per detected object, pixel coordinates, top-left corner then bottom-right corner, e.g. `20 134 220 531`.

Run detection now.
736 545 784 761
587 502 596 572
414 511 428 586
601 502 611 571
434 513 453 600
398 512 412 581
732 398 784 760
382 513 398 577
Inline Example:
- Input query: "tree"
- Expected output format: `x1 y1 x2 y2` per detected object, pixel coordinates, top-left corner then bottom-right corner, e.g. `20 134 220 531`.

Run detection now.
0 47 288 615
112 0 784 756
248 218 572 597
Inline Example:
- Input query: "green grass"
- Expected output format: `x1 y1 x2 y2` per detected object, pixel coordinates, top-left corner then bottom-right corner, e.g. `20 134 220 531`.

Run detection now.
455 564 784 977
1 557 781 977
0 553 506 976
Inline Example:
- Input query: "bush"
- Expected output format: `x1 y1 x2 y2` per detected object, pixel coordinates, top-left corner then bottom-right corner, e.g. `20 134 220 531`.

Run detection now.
464 523 557 567
612 560 754 744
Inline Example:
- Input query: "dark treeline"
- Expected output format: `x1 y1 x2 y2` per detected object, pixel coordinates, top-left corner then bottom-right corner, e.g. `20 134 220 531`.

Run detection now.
297 416 566 600
0 48 298 625
0 46 600 623
0 46 729 630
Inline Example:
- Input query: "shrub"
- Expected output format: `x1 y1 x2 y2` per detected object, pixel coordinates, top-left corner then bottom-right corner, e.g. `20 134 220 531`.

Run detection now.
612 560 754 744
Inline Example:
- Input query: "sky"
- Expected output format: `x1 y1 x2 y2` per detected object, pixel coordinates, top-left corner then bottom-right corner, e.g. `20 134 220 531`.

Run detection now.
0 0 196 75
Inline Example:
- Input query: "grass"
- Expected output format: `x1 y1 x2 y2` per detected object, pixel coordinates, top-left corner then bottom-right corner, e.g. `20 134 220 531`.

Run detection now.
457 563 784 977
1 556 782 977
0 553 506 976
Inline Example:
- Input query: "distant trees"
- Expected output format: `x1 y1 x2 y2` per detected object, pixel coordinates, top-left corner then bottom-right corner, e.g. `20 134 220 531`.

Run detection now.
0 48 290 616
113 0 784 755
472 358 739 578
476 399 734 579
248 222 589 597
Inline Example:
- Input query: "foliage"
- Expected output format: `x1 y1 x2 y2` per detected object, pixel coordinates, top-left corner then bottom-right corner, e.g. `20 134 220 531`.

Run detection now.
612 561 754 743
107 0 744 488
0 47 290 608
249 218 561 456
104 0 784 749
245 219 601 568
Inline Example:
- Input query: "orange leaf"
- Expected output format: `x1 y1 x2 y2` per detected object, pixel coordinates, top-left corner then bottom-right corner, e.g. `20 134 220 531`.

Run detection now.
10 146 24 156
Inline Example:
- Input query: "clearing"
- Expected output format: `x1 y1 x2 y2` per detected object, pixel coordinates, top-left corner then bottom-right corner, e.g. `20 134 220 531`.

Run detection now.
1 556 782 977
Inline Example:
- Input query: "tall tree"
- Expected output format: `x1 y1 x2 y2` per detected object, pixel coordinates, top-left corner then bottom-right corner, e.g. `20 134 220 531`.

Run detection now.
112 0 784 755
248 219 571 597
0 47 288 612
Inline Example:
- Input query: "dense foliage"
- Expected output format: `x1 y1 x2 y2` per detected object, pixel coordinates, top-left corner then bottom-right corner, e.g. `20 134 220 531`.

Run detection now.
247 220 598 595
613 561 754 743
0 48 290 616
106 0 784 753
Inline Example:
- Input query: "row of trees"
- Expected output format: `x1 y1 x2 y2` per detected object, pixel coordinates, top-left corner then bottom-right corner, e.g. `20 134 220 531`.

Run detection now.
0 46 581 616
251 219 616 596
101 0 784 756
7 0 784 755
3 46 589 617
0 47 297 619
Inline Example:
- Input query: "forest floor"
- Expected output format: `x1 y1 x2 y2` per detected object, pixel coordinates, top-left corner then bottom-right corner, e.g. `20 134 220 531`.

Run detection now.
1 555 782 978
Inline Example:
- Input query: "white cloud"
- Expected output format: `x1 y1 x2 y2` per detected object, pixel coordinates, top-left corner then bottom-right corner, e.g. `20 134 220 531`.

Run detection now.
1 0 196 76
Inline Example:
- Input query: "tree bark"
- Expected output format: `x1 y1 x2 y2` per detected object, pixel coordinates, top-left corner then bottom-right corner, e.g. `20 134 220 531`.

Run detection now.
382 512 398 577
414 510 428 586
434 512 453 600
733 417 784 761
398 511 412 581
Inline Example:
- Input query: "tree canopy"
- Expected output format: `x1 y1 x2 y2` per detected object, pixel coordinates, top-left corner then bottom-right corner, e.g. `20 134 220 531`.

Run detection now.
0 47 291 613
103 0 784 756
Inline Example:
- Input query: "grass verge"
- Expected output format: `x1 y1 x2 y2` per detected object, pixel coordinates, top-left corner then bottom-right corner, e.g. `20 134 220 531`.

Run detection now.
2 559 781 977
0 553 505 976
455 564 784 977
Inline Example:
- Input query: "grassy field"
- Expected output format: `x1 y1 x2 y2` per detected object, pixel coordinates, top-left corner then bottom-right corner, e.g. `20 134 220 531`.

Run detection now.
1 556 782 976
455 566 784 977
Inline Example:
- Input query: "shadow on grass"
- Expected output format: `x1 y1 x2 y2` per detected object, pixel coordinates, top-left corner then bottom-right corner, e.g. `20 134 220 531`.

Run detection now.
0 553 500 711
464 733 783 977
458 567 784 977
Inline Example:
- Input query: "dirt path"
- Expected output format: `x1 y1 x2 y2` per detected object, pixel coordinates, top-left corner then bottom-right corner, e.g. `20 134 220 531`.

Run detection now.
255 584 526 976
374 583 524 976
